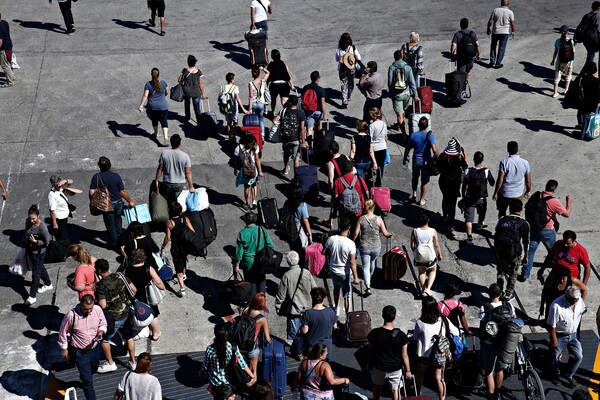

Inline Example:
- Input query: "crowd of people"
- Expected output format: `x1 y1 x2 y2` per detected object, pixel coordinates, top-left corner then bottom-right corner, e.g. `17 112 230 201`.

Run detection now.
2 1 600 400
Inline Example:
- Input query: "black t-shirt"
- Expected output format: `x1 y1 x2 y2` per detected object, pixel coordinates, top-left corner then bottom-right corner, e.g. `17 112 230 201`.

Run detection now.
352 134 371 163
0 20 12 51
280 107 307 142
367 327 408 372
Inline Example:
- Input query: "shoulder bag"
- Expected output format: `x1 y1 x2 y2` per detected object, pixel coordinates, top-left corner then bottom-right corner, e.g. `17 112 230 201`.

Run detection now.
145 266 165 306
170 70 189 102
89 174 113 215
117 272 155 328
253 227 283 275
278 267 304 316
425 131 440 176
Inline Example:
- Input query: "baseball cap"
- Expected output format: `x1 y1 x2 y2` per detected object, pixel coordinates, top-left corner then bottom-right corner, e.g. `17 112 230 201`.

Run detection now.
560 25 570 34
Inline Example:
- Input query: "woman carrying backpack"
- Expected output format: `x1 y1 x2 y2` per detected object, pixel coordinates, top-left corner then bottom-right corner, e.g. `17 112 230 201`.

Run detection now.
161 202 194 298
241 293 272 373
413 296 447 400
437 283 471 335
435 138 468 235
411 212 442 297
248 66 270 138
284 187 312 250
234 134 263 210
400 32 425 83
335 32 361 108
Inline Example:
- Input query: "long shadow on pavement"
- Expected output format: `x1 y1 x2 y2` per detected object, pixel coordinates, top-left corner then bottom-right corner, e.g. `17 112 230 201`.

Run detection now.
12 19 63 33
112 19 157 35
514 117 573 138
209 40 253 69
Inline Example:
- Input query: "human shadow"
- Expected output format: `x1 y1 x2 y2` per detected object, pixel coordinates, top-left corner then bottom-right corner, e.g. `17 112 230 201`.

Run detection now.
520 61 555 83
329 111 357 139
209 40 252 69
323 87 342 109
514 118 572 137
68 224 110 250
106 120 164 147
205 187 244 208
329 361 372 391
0 369 46 399
3 228 24 247
174 354 207 388
111 19 156 35
12 19 63 33
454 241 497 267
0 269 29 298
496 77 549 96
185 271 235 317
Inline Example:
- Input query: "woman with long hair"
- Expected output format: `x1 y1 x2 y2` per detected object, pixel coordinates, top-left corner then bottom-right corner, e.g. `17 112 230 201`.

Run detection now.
349 119 377 180
67 244 98 300
179 54 206 125
413 296 446 400
203 323 256 400
335 32 361 108
400 31 425 83
22 204 52 306
242 292 272 373
368 107 388 187
435 138 468 234
138 67 170 144
292 343 349 400
161 202 194 297
410 212 443 297
351 199 392 297
248 66 270 137
234 133 263 210
265 49 294 115
112 352 162 400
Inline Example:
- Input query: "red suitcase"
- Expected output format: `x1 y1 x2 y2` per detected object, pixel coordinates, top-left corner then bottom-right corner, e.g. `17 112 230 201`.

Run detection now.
402 376 433 399
415 76 433 114
382 239 408 282
346 282 371 342
241 126 263 154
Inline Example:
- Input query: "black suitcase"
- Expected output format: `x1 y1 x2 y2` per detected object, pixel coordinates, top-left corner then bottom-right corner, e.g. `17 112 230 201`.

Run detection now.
453 336 484 390
445 61 471 106
312 121 334 166
256 176 279 227
294 165 319 198
245 29 268 67
198 99 219 137
346 282 371 342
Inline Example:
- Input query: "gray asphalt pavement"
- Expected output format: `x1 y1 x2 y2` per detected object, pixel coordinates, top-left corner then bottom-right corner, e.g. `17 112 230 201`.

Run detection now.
0 0 599 399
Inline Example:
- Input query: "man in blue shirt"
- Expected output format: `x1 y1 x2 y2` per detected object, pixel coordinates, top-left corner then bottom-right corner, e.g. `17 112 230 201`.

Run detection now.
403 117 439 206
492 141 531 219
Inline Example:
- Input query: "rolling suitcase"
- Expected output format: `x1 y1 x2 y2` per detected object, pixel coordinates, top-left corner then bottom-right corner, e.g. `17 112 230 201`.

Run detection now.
245 28 268 67
382 238 408 282
346 282 371 342
257 176 279 227
401 375 433 400
241 125 264 154
415 76 433 114
445 61 471 106
242 113 261 127
262 337 287 398
294 149 319 198
453 336 484 389
198 99 219 137
409 99 432 134
312 121 334 166
370 169 391 212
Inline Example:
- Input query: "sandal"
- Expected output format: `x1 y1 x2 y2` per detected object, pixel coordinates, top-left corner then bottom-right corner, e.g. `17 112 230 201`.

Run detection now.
150 331 161 341
0 82 13 88
363 288 372 298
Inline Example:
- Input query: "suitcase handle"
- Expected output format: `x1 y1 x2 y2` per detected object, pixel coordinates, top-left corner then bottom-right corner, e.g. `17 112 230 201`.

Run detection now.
259 173 269 199
401 375 418 398
200 98 211 113
418 75 426 87
349 279 364 313
412 97 422 114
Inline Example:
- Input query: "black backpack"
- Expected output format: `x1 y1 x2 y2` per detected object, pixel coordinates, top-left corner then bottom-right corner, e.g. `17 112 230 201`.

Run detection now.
480 300 513 341
230 314 263 353
558 38 575 62
563 76 584 109
575 13 600 51
188 209 217 247
226 344 252 396
280 108 298 140
278 202 301 243
494 216 522 259
524 192 552 234
466 167 488 198
459 31 477 59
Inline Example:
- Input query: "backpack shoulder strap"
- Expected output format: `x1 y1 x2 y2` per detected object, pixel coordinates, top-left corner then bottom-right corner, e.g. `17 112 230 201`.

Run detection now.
350 175 358 188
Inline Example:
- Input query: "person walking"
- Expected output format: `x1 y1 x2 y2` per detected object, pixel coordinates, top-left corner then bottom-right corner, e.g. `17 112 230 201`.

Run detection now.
388 50 419 135
539 266 587 319
300 287 338 358
89 157 135 251
292 343 350 399
112 352 162 400
487 0 516 69
121 222 160 270
575 1 600 67
66 244 98 300
492 141 531 219
178 55 206 124
161 202 194 297
435 138 468 234
551 25 576 98
451 18 481 80
351 200 392 297
368 305 411 400
58 294 107 400
234 134 263 210
248 66 270 138
335 32 361 108
22 204 52 306
275 94 306 174
493 199 530 301
411 212 443 296
538 230 592 285
520 179 572 282
265 49 294 115
0 13 15 87
301 71 328 144
462 151 495 245
220 72 250 141
49 0 76 35
358 61 384 122
349 120 378 180
250 0 272 38
282 188 312 250
232 212 274 295
368 107 388 187
155 134 195 204
403 117 439 206
240 293 272 372
400 32 425 83
48 175 71 242
438 283 471 335
547 286 586 388
138 68 170 143
147 0 166 36
275 251 316 341
577 62 600 138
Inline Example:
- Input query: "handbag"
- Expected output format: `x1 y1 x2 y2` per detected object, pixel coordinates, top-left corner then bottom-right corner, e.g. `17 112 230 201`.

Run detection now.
278 267 304 316
425 131 440 176
252 227 283 275
170 70 189 103
89 174 113 215
117 272 155 327
145 267 165 306
219 272 253 305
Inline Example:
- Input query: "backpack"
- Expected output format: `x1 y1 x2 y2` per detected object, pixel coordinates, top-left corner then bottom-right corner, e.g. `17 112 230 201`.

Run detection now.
181 227 206 257
441 300 464 329
226 344 252 396
218 85 236 115
431 321 452 367
404 43 419 69
414 229 436 265
392 66 407 92
301 87 318 112
575 13 600 51
458 31 477 58
279 203 301 243
188 209 218 247
480 300 513 341
558 38 575 62
466 167 488 198
339 175 362 215
230 313 263 353
280 108 298 140
494 216 522 259
241 147 257 178
524 192 552 234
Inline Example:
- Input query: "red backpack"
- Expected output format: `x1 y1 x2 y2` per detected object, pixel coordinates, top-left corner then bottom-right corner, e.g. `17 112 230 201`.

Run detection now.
301 88 318 112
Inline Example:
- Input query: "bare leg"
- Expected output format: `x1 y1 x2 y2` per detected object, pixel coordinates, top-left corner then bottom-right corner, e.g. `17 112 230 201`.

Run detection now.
465 222 473 237
418 267 427 291
100 342 114 364
426 267 437 291
244 186 251 206
419 183 428 205
126 339 136 364
159 16 165 32
435 366 446 400
150 317 160 338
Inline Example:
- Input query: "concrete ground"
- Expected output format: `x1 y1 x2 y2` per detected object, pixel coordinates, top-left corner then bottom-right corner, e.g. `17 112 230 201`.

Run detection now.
0 0 599 399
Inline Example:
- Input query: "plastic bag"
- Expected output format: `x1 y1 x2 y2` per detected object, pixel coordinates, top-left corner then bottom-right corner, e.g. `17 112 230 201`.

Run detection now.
9 248 26 275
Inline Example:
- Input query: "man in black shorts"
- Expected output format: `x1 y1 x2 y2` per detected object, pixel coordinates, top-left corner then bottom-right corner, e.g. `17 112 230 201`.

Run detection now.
148 0 166 36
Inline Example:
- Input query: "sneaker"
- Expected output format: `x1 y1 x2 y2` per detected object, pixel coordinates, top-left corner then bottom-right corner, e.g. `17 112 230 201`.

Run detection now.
160 31 166 36
148 19 155 26
176 288 186 298
516 275 527 283
24 296 36 306
565 377 578 388
466 236 473 245
127 361 137 371
97 361 117 373
552 93 559 98
37 284 53 294
503 292 515 302
252 200 257 207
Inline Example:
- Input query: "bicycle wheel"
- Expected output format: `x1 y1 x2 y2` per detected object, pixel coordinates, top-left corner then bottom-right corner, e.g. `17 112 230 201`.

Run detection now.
523 368 545 400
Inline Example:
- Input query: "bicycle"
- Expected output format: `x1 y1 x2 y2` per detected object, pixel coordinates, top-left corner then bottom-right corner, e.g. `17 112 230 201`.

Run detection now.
509 336 546 400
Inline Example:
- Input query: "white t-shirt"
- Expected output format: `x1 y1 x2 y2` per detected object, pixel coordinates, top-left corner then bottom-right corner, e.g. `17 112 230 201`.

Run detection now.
368 120 388 152
117 372 162 400
335 45 362 71
223 83 240 97
490 6 514 35
325 234 356 276
235 144 259 165
477 301 516 320
48 189 70 219
251 0 270 23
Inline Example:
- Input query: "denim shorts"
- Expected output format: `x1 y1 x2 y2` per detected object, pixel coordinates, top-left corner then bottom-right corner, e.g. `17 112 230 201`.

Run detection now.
225 111 238 125
330 272 352 299
305 111 322 129
102 315 129 343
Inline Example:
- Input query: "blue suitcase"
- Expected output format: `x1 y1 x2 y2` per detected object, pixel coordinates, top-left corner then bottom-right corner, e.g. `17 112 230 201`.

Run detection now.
262 337 287 398
294 165 319 198
243 113 261 127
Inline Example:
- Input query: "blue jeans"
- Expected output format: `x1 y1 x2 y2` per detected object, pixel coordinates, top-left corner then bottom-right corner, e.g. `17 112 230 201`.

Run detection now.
74 346 99 400
354 161 371 179
305 110 322 129
360 247 381 288
184 96 201 121
254 20 268 39
586 50 597 63
522 228 556 279
550 332 583 379
102 200 123 248
29 250 50 298
252 101 265 136
287 316 302 341
490 34 510 65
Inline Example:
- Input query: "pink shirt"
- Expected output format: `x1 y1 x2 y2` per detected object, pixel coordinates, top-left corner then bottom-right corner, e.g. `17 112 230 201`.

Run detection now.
74 264 96 299
541 192 567 230
58 305 107 350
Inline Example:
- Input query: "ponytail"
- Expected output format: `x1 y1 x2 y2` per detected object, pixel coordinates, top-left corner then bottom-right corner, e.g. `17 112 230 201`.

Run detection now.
151 68 162 92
